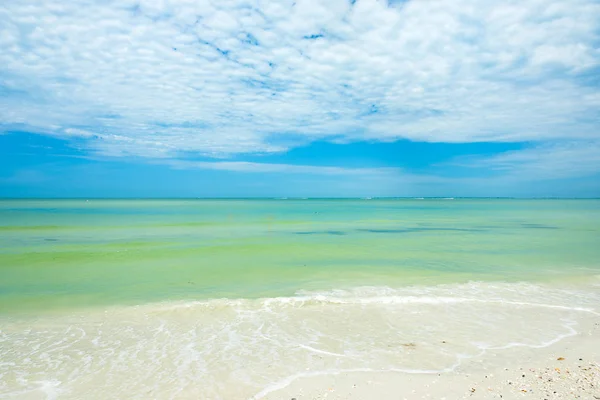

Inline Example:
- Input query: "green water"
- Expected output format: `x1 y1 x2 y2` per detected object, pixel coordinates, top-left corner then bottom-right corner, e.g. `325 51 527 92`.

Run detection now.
1 199 599 313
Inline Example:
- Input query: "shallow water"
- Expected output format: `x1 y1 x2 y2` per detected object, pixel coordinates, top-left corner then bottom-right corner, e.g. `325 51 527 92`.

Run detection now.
0 199 599 398
1 199 599 312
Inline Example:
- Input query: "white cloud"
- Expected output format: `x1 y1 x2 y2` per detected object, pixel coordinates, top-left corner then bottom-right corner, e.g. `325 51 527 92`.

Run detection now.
450 141 600 180
166 159 402 176
63 128 95 138
0 0 599 158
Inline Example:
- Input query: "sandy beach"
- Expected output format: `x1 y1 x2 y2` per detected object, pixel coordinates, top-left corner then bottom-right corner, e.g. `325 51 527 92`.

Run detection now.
260 318 600 400
2 200 600 399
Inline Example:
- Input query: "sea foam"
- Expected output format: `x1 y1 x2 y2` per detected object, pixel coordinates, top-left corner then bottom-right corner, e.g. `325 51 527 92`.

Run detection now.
1 281 598 399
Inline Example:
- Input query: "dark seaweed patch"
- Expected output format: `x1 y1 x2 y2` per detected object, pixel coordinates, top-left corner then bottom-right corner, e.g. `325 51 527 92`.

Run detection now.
521 223 559 229
295 230 346 235
358 227 485 234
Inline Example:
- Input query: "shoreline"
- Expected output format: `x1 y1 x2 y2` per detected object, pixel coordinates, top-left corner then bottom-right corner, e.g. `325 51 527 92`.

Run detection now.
1 280 598 399
258 320 600 400
2 276 599 317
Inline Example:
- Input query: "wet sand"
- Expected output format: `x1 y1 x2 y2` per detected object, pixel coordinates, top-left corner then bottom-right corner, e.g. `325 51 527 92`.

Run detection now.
259 319 600 400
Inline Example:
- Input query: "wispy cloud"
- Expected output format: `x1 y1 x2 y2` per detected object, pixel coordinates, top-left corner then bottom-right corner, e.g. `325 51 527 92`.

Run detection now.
1 0 599 158
166 159 402 176
449 141 600 180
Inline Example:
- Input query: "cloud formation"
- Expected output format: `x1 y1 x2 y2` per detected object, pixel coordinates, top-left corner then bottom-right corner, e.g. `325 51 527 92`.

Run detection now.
455 141 600 180
167 159 402 176
1 0 599 160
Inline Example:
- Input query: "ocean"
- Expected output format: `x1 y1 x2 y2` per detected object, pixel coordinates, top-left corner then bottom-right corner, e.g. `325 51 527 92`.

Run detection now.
1 199 599 398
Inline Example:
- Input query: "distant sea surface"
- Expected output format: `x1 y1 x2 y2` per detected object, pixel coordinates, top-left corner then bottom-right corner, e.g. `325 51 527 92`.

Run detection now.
1 199 599 398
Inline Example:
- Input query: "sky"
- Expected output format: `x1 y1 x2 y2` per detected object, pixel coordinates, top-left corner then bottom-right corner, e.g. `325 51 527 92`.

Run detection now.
1 0 599 198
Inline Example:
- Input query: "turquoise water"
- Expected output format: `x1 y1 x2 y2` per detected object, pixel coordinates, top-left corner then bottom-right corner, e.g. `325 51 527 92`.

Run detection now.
1 199 599 313
1 199 600 399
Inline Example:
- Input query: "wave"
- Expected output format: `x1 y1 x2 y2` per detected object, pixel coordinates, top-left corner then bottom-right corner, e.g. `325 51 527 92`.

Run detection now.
2 281 598 399
140 281 600 314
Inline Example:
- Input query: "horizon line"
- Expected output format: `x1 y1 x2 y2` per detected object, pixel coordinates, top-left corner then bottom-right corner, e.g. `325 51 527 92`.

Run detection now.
1 197 599 200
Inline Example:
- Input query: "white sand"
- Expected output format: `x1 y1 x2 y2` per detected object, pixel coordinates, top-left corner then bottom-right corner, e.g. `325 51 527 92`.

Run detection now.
3 282 599 399
259 320 600 400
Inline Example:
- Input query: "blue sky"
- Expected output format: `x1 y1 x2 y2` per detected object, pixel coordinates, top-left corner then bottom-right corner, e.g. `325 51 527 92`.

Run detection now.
1 0 599 197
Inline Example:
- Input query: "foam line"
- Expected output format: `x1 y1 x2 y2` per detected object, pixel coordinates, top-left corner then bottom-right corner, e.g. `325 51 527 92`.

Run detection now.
298 344 348 358
250 365 456 400
249 317 588 400
482 321 578 350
